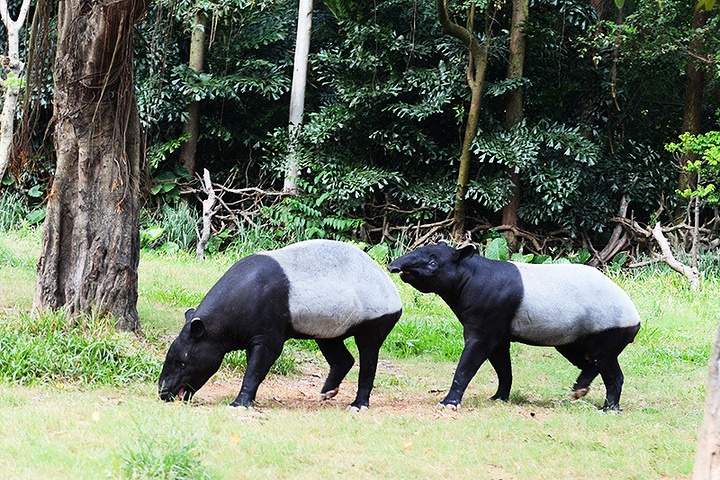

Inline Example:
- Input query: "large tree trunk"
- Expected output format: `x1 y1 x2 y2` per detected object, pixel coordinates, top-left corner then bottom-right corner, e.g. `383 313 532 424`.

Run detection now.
436 0 492 240
678 7 709 197
500 0 528 249
34 0 148 331
178 10 208 176
283 0 313 194
693 321 720 479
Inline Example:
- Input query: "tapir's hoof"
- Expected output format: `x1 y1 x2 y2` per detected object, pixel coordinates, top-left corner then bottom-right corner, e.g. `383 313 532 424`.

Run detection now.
572 388 590 399
347 405 368 413
437 402 460 411
319 388 339 401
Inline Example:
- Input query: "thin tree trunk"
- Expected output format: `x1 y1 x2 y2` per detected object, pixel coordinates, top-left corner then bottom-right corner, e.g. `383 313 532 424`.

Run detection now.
283 0 313 194
436 0 493 240
0 0 31 181
34 0 148 331
678 8 709 196
178 10 208 176
501 0 528 249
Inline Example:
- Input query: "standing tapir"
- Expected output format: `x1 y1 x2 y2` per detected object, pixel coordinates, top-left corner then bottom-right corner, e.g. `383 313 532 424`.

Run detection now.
159 239 403 411
387 242 641 411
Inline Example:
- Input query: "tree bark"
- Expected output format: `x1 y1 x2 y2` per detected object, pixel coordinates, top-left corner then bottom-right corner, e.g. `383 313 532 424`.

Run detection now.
34 0 148 331
501 0 528 249
436 0 493 240
678 8 709 196
178 10 208 176
693 321 720 480
0 0 32 181
283 0 313 194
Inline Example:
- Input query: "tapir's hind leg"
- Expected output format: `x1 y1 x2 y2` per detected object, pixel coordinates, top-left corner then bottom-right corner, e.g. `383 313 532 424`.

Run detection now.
349 312 401 411
488 341 512 401
555 343 599 398
316 338 355 400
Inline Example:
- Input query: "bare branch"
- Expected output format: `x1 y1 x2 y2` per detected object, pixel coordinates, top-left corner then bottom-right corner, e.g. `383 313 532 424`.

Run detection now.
651 222 700 290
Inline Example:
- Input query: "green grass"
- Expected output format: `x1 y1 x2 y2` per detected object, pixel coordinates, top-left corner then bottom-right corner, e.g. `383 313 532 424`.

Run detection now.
0 229 715 478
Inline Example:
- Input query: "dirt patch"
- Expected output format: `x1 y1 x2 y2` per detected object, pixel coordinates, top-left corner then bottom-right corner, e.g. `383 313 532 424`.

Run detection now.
190 359 466 419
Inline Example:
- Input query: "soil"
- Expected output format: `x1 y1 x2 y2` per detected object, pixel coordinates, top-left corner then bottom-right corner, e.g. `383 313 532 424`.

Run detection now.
190 358 465 418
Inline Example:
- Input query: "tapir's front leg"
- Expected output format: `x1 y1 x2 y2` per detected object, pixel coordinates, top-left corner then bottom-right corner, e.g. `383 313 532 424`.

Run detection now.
230 337 284 408
440 336 497 409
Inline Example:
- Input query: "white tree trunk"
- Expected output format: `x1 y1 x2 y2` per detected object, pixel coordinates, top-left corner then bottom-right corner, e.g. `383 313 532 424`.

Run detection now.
283 0 313 194
0 0 31 181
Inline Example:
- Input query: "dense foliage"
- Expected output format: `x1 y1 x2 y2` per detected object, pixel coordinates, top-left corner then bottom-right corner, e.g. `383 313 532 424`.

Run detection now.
1 0 719 251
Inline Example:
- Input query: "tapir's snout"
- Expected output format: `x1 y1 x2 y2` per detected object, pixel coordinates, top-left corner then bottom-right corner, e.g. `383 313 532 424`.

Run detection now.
387 264 401 274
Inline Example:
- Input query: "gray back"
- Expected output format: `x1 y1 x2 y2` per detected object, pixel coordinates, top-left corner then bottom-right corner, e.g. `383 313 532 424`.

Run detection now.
260 240 402 338
511 262 641 345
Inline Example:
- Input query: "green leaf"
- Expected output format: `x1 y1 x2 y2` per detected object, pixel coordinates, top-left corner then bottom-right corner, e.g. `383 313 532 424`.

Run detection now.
28 185 43 198
511 253 534 263
27 209 46 224
485 237 509 261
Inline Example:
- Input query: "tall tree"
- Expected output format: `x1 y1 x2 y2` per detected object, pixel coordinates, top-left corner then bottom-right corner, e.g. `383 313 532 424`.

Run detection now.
0 0 32 181
437 0 495 240
678 6 710 196
501 0 529 248
178 8 209 177
34 0 148 331
283 0 313 194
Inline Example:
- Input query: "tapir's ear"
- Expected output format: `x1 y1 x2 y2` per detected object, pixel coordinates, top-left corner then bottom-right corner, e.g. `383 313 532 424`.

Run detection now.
437 240 448 247
184 308 196 324
455 244 477 262
189 318 206 340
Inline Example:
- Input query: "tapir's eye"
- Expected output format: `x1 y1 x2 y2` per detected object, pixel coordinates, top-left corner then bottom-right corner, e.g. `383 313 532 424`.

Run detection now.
177 360 187 369
429 259 437 268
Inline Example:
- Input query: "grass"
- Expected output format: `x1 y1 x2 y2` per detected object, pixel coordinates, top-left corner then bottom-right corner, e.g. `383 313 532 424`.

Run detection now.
0 228 715 478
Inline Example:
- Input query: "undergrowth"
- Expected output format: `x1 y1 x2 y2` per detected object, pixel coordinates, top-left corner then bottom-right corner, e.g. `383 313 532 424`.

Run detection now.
0 309 161 386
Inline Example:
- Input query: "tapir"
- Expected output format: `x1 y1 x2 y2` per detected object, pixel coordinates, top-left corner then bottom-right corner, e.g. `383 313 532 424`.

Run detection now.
387 242 641 411
159 239 403 411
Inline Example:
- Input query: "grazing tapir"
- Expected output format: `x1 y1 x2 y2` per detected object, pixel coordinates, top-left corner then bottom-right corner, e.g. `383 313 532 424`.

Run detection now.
387 242 641 411
159 239 403 411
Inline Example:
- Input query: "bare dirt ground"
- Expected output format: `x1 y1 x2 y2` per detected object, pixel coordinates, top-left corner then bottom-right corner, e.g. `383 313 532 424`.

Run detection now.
190 358 466 418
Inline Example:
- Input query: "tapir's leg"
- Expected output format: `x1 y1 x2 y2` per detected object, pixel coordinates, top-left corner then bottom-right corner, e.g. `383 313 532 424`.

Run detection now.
595 355 624 411
440 336 497 408
349 312 401 410
583 326 639 411
230 339 284 408
488 341 512 401
555 343 599 398
316 338 355 400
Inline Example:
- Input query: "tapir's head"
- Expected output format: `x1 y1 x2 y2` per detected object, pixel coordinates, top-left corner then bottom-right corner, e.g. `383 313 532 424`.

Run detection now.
158 308 225 403
387 241 476 294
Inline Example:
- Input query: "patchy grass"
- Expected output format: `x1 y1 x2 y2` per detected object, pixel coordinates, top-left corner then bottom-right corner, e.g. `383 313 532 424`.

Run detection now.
0 229 714 478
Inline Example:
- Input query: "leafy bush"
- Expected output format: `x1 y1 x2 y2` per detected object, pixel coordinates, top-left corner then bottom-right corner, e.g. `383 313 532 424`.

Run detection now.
141 203 198 252
0 191 31 230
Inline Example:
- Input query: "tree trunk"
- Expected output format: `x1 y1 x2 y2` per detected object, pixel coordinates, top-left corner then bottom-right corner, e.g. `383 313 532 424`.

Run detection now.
678 8 709 196
501 0 528 249
34 0 148 331
0 0 31 181
178 10 208 177
436 0 493 240
283 0 313 194
693 321 720 479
